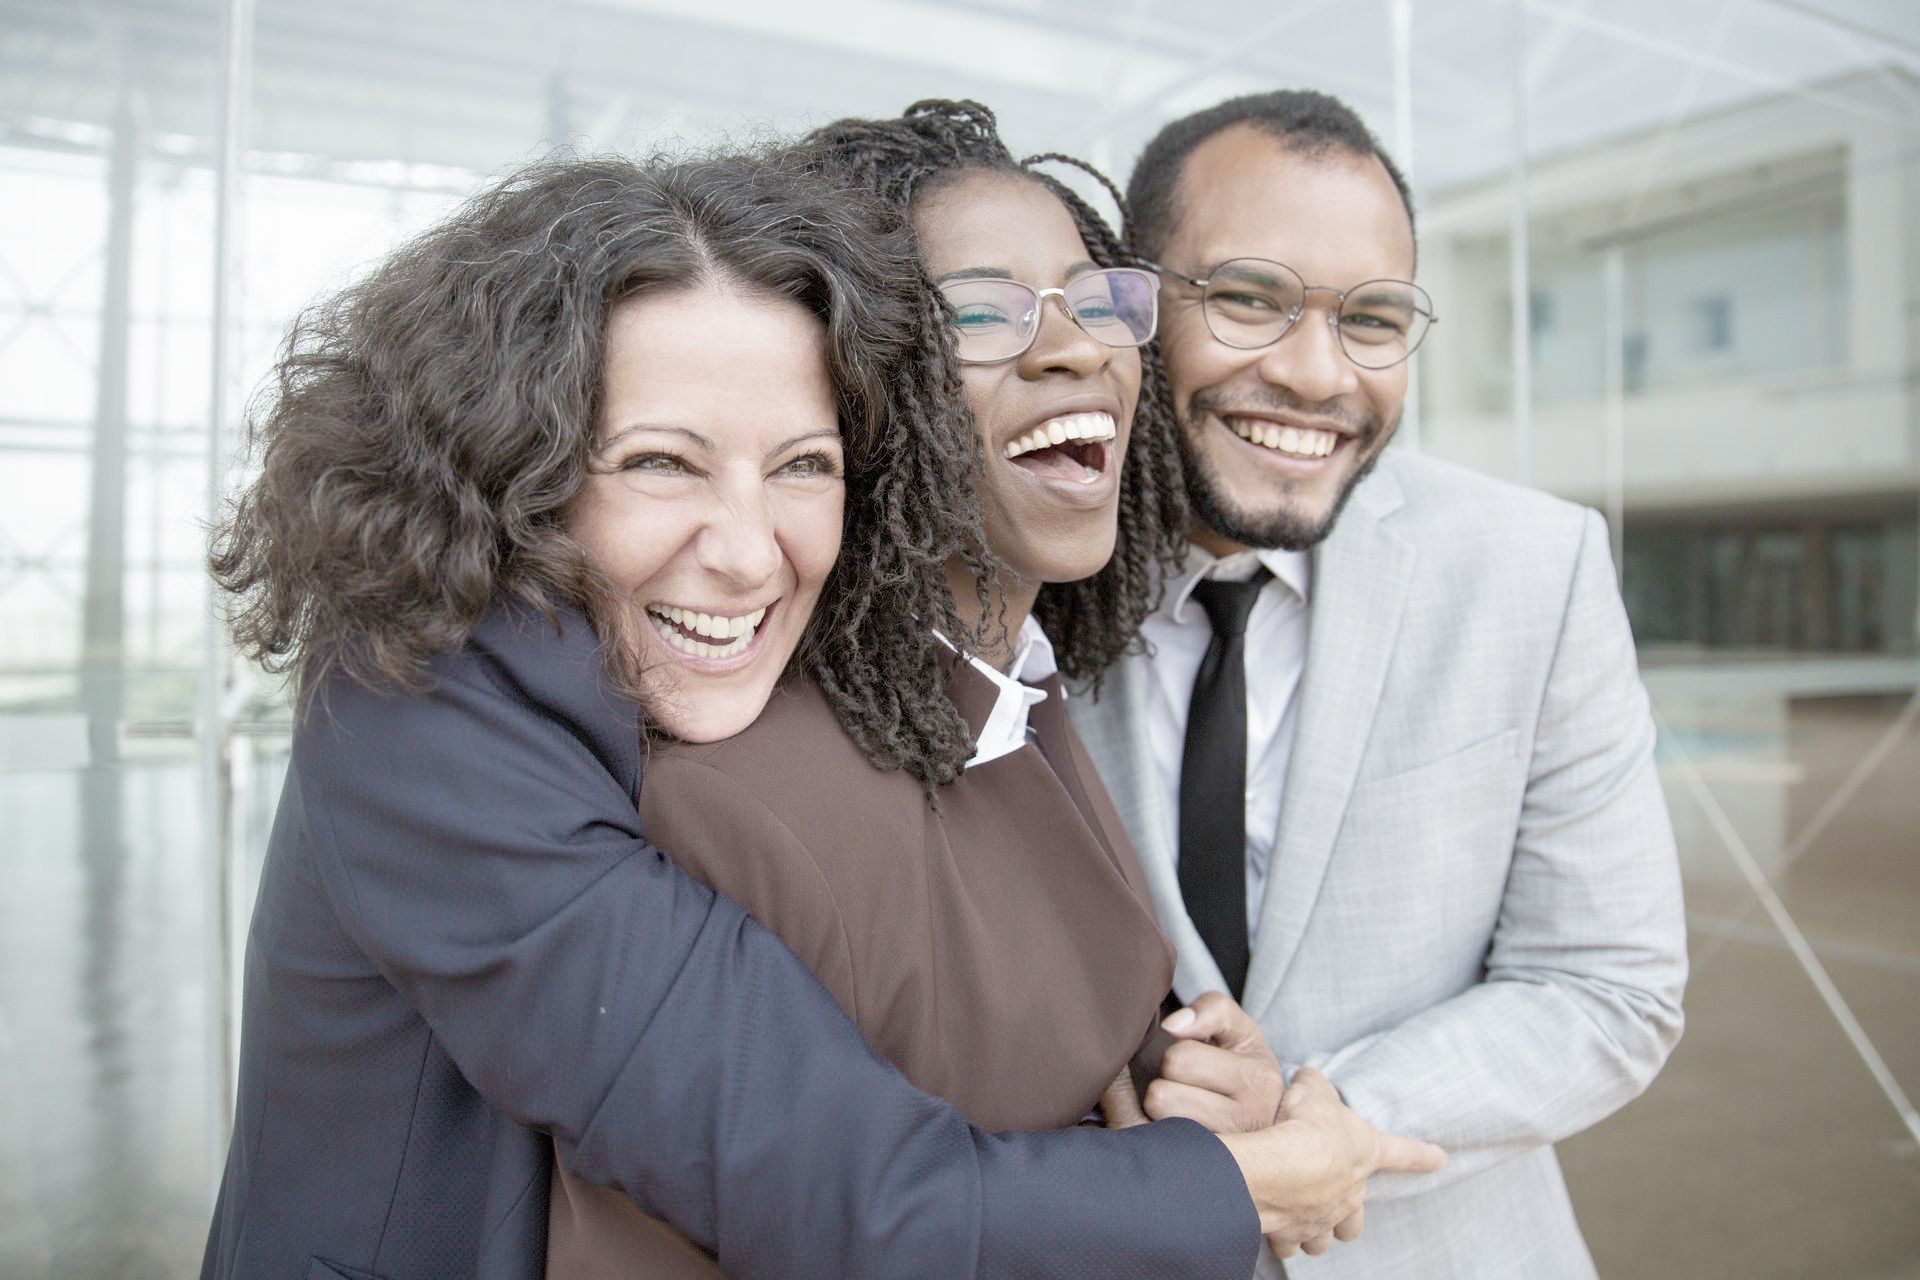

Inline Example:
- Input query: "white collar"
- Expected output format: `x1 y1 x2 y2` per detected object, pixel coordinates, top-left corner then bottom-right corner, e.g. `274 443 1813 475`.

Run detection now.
1004 612 1058 685
933 614 1057 768
1167 543 1310 625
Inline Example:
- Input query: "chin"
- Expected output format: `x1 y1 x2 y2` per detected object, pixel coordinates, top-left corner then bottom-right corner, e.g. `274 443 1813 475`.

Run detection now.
646 686 770 744
633 638 786 743
1029 542 1118 589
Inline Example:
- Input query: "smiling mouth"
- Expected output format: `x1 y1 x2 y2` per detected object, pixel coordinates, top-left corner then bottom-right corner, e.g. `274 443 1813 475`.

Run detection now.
645 602 771 660
1225 416 1341 460
1003 411 1117 483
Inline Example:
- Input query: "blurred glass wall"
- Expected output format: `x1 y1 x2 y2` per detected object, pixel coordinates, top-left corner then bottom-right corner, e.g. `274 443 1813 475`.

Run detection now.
1 2 1915 1276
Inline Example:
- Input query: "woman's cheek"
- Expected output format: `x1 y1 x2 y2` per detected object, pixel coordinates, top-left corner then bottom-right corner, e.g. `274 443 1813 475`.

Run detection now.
1118 350 1143 422
811 494 847 588
783 485 844 585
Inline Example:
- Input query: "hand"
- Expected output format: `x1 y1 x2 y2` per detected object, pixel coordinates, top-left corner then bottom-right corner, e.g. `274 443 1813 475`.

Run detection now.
1145 991 1286 1135
1217 1067 1445 1257
1100 1068 1149 1128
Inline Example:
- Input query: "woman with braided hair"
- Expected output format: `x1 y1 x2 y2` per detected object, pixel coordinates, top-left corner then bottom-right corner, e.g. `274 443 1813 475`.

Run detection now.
806 98 1192 689
544 98 1286 1275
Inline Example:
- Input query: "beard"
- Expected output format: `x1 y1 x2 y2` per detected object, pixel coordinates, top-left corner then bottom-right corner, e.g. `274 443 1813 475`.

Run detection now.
1176 386 1392 551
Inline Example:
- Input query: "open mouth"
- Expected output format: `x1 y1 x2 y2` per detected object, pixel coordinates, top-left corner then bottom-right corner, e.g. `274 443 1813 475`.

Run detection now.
1225 416 1341 460
1003 411 1117 484
645 602 771 660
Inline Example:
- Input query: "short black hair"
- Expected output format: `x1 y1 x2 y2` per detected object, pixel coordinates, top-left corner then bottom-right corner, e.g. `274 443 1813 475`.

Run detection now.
1125 89 1416 261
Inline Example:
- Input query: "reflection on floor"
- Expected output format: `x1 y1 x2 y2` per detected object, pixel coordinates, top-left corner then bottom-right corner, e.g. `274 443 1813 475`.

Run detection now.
1563 692 1920 1279
1 760 214 1279
1 692 1915 1278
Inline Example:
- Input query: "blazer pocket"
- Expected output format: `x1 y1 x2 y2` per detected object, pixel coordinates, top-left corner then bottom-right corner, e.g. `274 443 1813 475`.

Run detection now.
1355 727 1520 799
306 1260 388 1280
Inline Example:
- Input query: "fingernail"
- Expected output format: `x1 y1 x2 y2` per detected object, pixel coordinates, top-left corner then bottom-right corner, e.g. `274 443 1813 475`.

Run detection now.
1162 1007 1196 1033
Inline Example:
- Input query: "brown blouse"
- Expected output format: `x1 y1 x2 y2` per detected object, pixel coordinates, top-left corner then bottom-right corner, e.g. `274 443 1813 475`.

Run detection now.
547 660 1174 1277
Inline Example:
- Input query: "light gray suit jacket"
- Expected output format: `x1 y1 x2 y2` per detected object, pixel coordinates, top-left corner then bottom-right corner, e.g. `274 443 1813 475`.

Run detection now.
1071 449 1688 1279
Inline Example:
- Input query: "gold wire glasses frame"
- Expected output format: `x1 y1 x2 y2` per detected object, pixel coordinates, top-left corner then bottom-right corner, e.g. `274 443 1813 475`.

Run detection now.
937 266 1160 364
1134 255 1437 370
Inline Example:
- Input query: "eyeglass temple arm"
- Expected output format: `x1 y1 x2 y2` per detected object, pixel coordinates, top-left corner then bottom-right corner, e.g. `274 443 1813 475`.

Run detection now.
1129 255 1207 289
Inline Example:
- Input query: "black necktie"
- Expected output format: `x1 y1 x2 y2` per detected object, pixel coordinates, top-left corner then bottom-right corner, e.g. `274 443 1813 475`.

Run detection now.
1178 570 1270 999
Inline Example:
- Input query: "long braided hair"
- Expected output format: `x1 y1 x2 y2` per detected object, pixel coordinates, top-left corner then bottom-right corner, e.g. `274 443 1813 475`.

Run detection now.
801 99 1189 689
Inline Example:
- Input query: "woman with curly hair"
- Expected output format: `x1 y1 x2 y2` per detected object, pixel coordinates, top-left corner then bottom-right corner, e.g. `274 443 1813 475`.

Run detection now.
543 98 1285 1275
199 146 1299 1280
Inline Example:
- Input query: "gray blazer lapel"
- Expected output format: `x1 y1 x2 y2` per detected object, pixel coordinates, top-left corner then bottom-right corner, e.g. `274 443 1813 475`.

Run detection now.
1071 655 1229 999
1240 463 1416 1017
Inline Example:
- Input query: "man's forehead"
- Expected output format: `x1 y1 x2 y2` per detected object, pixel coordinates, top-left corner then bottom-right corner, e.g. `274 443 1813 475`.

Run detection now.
1165 125 1415 276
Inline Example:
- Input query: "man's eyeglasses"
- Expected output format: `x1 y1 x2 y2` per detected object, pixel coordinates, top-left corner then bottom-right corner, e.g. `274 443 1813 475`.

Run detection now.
938 267 1159 365
1135 256 1436 370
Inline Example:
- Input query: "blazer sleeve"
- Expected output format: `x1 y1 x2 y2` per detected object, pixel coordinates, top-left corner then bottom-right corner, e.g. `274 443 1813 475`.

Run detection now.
296 646 1260 1279
1306 507 1688 1200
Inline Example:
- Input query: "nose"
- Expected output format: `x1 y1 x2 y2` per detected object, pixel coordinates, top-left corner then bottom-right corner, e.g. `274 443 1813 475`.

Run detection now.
696 480 783 591
1256 300 1358 404
1018 292 1110 379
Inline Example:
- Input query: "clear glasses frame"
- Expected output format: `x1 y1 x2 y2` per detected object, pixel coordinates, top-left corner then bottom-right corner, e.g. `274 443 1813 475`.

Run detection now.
937 266 1160 365
1135 255 1437 370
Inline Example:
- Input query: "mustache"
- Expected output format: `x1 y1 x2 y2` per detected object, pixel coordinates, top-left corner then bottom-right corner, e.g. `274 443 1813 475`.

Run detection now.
1186 386 1378 438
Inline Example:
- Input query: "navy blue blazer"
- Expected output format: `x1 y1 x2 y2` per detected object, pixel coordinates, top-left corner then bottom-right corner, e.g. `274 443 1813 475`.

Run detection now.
200 605 1257 1280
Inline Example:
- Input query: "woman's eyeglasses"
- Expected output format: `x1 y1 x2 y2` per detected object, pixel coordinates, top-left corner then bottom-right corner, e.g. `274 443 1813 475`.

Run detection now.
1135 256 1436 370
938 267 1159 365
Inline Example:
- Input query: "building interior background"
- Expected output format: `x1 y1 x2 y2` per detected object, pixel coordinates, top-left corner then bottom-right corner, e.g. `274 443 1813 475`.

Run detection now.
1 0 1916 1275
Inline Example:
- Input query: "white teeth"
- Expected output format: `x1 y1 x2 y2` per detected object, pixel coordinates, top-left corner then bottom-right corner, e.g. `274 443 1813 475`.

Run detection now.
1004 412 1118 459
660 625 750 659
645 603 770 660
1229 419 1340 459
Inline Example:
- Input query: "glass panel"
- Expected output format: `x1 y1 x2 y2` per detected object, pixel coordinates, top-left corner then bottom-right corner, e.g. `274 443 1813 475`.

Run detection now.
7 0 1916 1274
1415 2 1920 1274
0 3 226 1273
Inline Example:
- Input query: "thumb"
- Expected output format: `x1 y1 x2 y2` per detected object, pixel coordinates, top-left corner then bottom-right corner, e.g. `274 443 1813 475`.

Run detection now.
1280 1065 1336 1114
1164 990 1265 1053
1101 1069 1149 1128
1374 1131 1446 1175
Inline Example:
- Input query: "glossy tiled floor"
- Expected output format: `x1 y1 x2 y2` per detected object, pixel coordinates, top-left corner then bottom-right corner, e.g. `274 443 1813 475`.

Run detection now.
2 684 1916 1278
1563 690 1920 1280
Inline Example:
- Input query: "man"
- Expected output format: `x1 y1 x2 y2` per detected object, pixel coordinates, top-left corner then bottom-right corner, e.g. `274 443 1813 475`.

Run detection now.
1072 90 1688 1278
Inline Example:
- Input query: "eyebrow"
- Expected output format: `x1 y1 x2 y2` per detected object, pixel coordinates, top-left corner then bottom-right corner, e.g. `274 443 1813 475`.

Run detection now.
1221 264 1288 289
595 424 841 457
935 259 1101 285
771 428 842 455
1347 286 1415 310
595 423 714 452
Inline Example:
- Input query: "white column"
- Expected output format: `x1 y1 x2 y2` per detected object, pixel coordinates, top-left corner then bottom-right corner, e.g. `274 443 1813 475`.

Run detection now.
1508 0 1532 486
201 0 254 1202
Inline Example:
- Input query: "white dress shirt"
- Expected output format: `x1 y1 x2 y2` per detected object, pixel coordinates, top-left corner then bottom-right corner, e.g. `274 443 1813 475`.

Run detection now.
936 613 1059 768
1139 544 1310 940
